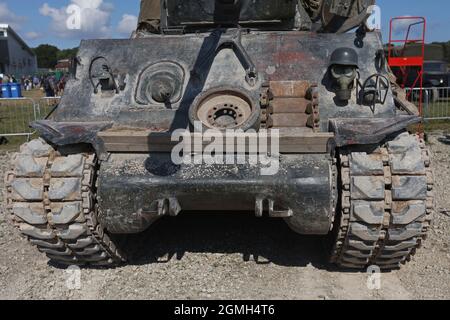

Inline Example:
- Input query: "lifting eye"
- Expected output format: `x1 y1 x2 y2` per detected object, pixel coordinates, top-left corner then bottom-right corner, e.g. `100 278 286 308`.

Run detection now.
88 56 119 94
357 74 390 110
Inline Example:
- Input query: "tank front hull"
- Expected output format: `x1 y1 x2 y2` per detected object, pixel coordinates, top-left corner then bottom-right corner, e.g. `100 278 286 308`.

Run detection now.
97 153 336 235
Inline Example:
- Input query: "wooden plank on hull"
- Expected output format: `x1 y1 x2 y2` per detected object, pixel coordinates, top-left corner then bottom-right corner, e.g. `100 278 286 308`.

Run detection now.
98 129 334 154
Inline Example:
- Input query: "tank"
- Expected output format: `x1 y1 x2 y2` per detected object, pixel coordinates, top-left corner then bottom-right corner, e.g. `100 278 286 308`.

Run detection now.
4 0 434 270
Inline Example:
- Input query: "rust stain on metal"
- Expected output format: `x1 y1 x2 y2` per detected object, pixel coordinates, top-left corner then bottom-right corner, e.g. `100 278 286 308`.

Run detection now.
268 98 311 114
267 113 309 128
269 81 310 98
274 51 310 64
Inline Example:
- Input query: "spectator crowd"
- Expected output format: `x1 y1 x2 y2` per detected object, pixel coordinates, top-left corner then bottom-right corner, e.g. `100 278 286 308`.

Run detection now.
0 73 69 98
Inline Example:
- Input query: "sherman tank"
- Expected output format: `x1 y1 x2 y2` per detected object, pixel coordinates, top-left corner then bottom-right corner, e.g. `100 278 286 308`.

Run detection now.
4 0 434 270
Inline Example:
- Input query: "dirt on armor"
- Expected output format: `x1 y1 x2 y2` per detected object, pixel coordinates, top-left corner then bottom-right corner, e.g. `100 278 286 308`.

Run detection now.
0 134 448 300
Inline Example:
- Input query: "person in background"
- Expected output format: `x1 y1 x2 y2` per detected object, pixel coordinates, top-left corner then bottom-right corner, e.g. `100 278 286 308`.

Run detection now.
33 75 40 89
43 74 56 97
25 77 32 91
56 75 65 96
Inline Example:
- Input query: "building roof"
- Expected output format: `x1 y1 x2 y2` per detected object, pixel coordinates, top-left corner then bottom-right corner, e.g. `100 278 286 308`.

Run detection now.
55 59 71 69
0 24 36 57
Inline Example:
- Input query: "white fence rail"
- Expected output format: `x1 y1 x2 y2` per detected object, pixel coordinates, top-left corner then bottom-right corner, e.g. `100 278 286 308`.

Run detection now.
0 97 61 139
406 87 450 120
0 98 37 139
35 97 62 121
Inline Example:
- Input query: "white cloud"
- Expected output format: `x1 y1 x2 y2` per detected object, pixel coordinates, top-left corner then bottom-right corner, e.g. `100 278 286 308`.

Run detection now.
39 0 114 39
0 2 27 30
392 16 425 39
25 31 42 40
117 14 138 36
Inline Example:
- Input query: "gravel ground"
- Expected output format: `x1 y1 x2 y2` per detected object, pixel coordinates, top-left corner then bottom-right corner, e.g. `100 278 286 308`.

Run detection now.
0 135 448 300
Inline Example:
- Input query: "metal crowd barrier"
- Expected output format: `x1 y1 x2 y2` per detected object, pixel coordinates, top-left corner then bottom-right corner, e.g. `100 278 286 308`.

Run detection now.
406 87 450 120
0 98 38 139
0 97 61 140
35 97 62 120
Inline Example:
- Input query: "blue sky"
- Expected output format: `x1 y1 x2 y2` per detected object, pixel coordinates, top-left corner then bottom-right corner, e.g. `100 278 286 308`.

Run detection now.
0 0 449 49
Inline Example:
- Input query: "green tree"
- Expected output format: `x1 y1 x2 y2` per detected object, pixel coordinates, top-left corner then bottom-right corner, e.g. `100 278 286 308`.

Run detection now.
57 47 79 61
33 44 59 69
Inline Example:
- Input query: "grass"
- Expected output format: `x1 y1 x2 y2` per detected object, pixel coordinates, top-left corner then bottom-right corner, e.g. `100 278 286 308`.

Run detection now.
424 120 450 133
0 89 46 152
22 88 45 100
424 101 450 119
420 100 450 132
0 136 31 152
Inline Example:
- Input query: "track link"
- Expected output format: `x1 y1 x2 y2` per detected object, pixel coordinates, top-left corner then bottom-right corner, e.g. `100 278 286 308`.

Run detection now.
330 132 434 270
4 139 126 267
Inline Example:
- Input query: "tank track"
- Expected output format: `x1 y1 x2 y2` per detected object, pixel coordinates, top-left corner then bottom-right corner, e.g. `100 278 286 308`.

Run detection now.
4 139 126 267
330 132 434 270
